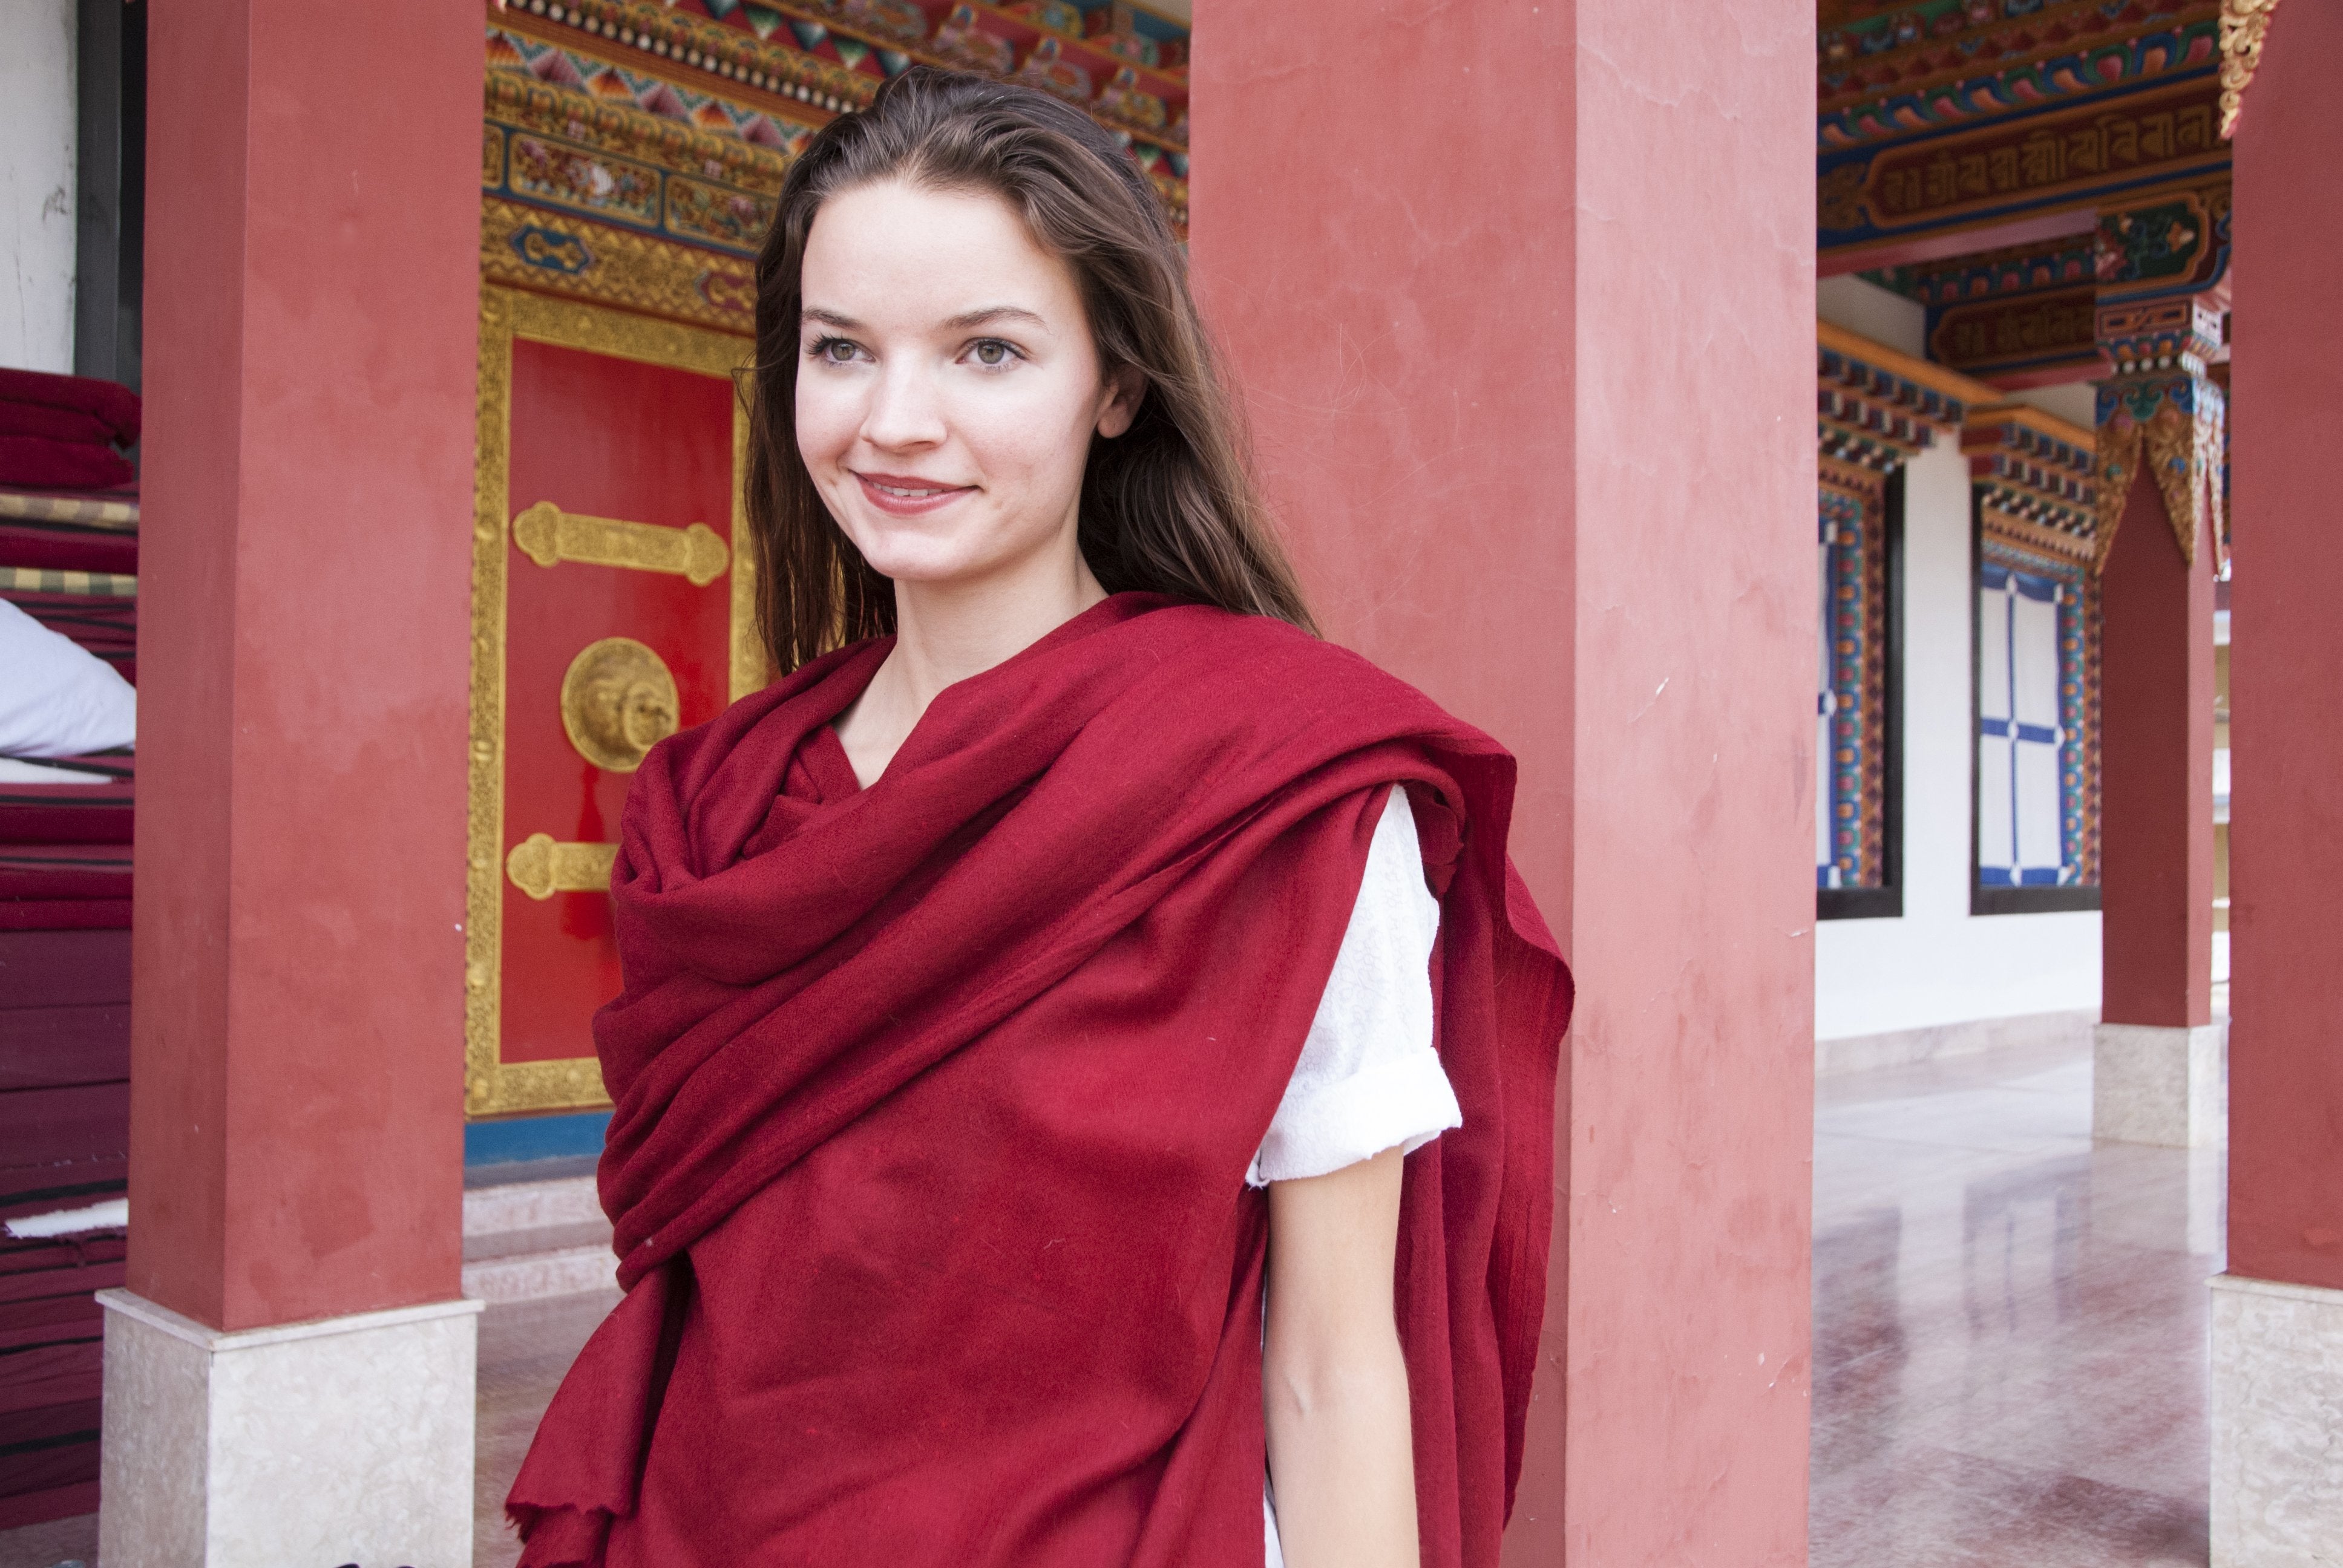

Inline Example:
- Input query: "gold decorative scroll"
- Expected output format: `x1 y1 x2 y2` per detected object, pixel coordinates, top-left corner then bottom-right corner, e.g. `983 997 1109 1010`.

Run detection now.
505 834 620 901
2220 0 2284 140
513 500 730 587
466 284 759 1118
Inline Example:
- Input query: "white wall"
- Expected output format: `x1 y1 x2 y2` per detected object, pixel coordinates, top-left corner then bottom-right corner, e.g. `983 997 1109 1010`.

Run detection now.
1818 273 1925 357
1815 277 2102 1039
2 0 79 374
2007 381 2097 431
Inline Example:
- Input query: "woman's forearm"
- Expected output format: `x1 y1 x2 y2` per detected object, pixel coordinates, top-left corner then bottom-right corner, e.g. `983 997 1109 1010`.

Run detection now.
1264 1327 1421 1568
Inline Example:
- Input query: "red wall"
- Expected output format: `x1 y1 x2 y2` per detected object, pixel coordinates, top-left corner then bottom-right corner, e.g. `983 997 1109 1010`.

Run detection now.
131 0 483 1329
2096 476 2215 1028
2228 1 2343 1293
1193 2 1818 1558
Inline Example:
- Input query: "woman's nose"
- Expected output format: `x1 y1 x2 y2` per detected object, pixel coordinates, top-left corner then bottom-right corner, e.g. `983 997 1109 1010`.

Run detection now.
861 362 947 451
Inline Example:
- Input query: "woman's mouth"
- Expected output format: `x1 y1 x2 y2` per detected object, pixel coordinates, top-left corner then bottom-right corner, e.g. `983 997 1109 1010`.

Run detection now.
855 471 975 516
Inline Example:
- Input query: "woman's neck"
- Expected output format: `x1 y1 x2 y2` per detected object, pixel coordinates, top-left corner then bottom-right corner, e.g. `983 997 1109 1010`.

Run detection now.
835 550 1107 789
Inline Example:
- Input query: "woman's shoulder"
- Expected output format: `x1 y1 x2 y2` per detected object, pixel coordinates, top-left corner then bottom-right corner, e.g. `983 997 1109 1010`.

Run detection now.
1061 598 1506 806
1119 598 1417 693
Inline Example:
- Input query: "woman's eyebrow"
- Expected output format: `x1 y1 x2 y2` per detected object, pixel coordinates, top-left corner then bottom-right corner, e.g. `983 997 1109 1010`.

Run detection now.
801 307 862 329
943 305 1048 332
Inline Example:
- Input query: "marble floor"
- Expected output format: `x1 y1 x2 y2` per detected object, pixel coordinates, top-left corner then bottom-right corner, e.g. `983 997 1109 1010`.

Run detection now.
1 1035 2218 1567
473 1287 622 1568
1810 1038 2223 1567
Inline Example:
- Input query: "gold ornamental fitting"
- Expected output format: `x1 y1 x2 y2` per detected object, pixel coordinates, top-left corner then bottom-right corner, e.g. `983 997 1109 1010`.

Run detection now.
512 500 730 587
505 834 621 901
560 636 681 773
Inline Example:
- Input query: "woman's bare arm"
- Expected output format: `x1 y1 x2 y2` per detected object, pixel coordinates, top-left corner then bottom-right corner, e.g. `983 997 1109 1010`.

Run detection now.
1263 1143 1420 1568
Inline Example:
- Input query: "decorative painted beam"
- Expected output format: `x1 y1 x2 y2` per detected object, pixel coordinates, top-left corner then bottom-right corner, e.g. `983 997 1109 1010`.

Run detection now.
1820 71 2229 268
1819 2 2220 150
1964 404 2099 567
1817 321 1998 471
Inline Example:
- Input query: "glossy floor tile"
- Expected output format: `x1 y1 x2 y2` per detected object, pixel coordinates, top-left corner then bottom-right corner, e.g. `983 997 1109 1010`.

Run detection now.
1812 1039 2223 1567
474 1287 623 1568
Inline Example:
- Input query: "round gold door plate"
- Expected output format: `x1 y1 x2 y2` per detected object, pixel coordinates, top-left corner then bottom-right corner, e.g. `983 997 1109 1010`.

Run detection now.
560 636 680 773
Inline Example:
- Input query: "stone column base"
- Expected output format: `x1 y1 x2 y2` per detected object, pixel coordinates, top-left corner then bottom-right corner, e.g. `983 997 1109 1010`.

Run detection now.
2212 1273 2343 1566
97 1289 484 1566
2092 1021 2227 1146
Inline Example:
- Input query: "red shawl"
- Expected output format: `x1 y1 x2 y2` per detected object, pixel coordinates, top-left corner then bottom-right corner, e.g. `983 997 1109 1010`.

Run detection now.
509 594 1570 1567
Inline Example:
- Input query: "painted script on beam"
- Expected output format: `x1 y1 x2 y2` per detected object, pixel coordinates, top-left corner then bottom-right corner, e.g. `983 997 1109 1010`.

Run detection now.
1819 77 2227 251
1930 289 2100 377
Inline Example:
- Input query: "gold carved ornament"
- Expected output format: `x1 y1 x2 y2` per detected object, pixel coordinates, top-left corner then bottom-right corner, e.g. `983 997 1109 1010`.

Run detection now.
514 501 730 587
559 636 681 772
2092 393 2225 573
2220 0 2284 140
465 285 761 1118
506 835 621 901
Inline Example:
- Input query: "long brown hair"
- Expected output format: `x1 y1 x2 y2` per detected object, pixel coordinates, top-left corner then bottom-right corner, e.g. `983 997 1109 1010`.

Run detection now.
742 65 1315 675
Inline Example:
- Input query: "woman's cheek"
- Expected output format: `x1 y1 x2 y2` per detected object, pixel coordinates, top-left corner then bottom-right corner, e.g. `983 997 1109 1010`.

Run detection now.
949 380 1090 494
795 379 859 472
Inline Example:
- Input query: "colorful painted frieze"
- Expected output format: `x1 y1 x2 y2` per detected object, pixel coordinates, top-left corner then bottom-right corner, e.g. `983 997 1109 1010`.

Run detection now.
1820 74 2229 264
1818 0 2219 149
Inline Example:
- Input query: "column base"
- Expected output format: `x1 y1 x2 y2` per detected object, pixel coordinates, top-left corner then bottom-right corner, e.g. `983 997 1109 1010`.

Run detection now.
2212 1274 2343 1566
97 1289 483 1566
2092 1021 2227 1146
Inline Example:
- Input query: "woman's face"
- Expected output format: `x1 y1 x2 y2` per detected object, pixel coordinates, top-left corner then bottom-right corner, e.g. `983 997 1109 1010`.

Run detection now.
794 178 1138 591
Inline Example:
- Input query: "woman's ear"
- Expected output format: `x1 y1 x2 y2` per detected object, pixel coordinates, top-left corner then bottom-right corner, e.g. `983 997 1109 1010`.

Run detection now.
1095 365 1145 440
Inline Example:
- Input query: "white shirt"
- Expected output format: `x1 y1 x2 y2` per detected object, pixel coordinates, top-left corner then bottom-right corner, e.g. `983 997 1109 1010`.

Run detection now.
1254 788 1460 1564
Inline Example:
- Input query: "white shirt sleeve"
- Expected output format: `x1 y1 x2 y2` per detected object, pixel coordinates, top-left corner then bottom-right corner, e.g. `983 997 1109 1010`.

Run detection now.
1248 788 1460 1187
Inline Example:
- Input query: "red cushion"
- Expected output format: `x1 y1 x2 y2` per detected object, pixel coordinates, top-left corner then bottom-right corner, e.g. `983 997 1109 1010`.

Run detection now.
0 439 134 494
0 524 135 575
0 402 118 448
0 773 133 846
0 370 139 446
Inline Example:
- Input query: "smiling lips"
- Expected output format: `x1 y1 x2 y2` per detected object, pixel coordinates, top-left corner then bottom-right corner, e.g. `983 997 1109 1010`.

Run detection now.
855 470 976 517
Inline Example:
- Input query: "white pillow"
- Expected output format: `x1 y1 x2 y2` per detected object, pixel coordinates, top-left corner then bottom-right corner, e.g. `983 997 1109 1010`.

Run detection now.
0 596 136 756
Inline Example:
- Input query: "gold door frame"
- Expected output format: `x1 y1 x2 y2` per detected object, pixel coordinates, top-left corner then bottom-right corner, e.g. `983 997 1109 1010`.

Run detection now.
466 284 758 1117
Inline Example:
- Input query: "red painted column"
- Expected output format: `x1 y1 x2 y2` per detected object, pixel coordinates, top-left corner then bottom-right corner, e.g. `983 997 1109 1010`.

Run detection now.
2229 0 2343 1295
130 0 481 1330
2095 475 2215 1029
1193 2 1817 1561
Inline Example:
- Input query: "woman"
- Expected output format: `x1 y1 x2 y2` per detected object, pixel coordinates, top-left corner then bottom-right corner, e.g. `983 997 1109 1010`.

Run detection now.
509 67 1570 1568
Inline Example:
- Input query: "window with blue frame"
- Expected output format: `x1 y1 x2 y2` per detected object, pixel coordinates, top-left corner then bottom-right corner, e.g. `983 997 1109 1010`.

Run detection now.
1974 538 2099 911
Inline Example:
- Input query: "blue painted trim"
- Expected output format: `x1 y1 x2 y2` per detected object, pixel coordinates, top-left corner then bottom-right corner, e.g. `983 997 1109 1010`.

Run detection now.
465 1111 611 1166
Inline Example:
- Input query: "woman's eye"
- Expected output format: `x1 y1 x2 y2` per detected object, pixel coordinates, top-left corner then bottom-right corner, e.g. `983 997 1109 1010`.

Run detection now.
971 340 1015 367
808 337 861 365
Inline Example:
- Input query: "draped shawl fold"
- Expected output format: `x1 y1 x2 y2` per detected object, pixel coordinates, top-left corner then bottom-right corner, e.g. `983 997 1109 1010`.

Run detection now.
508 593 1571 1567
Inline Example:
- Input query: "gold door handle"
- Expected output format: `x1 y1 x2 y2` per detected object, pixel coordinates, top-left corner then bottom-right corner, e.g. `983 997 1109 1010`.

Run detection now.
505 834 618 900
512 500 730 587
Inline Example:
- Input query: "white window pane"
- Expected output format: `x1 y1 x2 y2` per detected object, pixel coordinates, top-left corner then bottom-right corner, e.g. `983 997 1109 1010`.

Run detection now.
2011 588 2062 731
1978 732 2015 872
2014 737 2063 873
1818 711 1833 875
1978 587 2012 724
